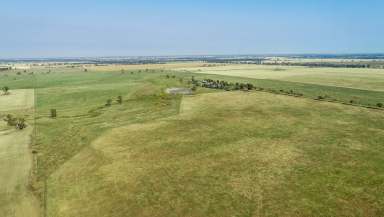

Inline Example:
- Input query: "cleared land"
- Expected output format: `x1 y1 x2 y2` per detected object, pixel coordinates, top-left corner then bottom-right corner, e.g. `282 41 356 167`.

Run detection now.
0 65 383 216
177 64 384 91
46 91 384 217
0 89 38 217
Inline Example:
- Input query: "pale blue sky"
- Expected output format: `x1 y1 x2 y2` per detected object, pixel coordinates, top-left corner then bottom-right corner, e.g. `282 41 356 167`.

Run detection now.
1 0 383 58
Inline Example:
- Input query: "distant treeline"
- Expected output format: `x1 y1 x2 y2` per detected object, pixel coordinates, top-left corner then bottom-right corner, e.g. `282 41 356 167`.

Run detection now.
262 62 384 69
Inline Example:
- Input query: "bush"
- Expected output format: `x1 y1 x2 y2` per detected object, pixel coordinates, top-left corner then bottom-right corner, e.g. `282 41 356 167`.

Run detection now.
105 99 112 106
377 103 383 108
317 96 324 100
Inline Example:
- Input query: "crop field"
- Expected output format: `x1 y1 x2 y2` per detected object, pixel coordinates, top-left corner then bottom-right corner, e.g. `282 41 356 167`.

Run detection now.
0 64 384 216
177 64 384 91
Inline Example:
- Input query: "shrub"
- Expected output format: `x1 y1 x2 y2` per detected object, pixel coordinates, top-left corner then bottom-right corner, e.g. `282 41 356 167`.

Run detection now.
166 75 170 79
105 99 112 106
317 96 324 100
377 103 383 108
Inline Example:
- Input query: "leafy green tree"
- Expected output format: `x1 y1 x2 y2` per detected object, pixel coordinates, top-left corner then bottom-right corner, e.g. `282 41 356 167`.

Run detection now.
2 86 9 95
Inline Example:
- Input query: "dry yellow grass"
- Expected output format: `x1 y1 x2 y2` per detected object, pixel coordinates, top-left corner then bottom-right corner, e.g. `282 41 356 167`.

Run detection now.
0 89 38 217
176 64 384 91
0 89 35 112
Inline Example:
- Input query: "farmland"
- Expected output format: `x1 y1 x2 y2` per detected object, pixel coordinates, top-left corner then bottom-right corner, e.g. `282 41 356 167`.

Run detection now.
177 64 384 91
0 62 384 216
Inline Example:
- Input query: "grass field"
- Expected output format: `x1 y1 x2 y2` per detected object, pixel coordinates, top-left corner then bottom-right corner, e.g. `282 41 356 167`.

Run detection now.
0 64 384 216
177 64 384 91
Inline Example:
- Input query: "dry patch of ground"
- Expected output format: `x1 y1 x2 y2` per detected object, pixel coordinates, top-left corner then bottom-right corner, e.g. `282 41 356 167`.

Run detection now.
165 87 192 95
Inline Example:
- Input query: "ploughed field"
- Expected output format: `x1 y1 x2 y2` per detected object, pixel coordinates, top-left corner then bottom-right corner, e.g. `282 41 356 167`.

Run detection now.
0 63 383 217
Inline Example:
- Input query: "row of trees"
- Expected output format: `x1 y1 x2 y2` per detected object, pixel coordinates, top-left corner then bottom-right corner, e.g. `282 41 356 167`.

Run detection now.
189 77 384 109
199 79 255 91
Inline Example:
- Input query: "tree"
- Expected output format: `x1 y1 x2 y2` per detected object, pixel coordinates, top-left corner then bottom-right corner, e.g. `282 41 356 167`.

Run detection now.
117 96 123 104
15 118 26 130
2 86 9 95
4 114 16 126
105 99 112 107
50 109 57 118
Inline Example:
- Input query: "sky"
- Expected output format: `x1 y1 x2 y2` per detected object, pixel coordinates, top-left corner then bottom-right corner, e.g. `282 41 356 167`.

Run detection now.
1 0 383 58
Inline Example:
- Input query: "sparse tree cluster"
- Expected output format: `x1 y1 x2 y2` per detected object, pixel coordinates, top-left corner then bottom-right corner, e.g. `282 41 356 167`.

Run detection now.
3 114 27 130
199 79 254 91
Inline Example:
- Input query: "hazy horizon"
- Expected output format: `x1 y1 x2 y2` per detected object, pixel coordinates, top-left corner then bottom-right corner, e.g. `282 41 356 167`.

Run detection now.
1 0 383 58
